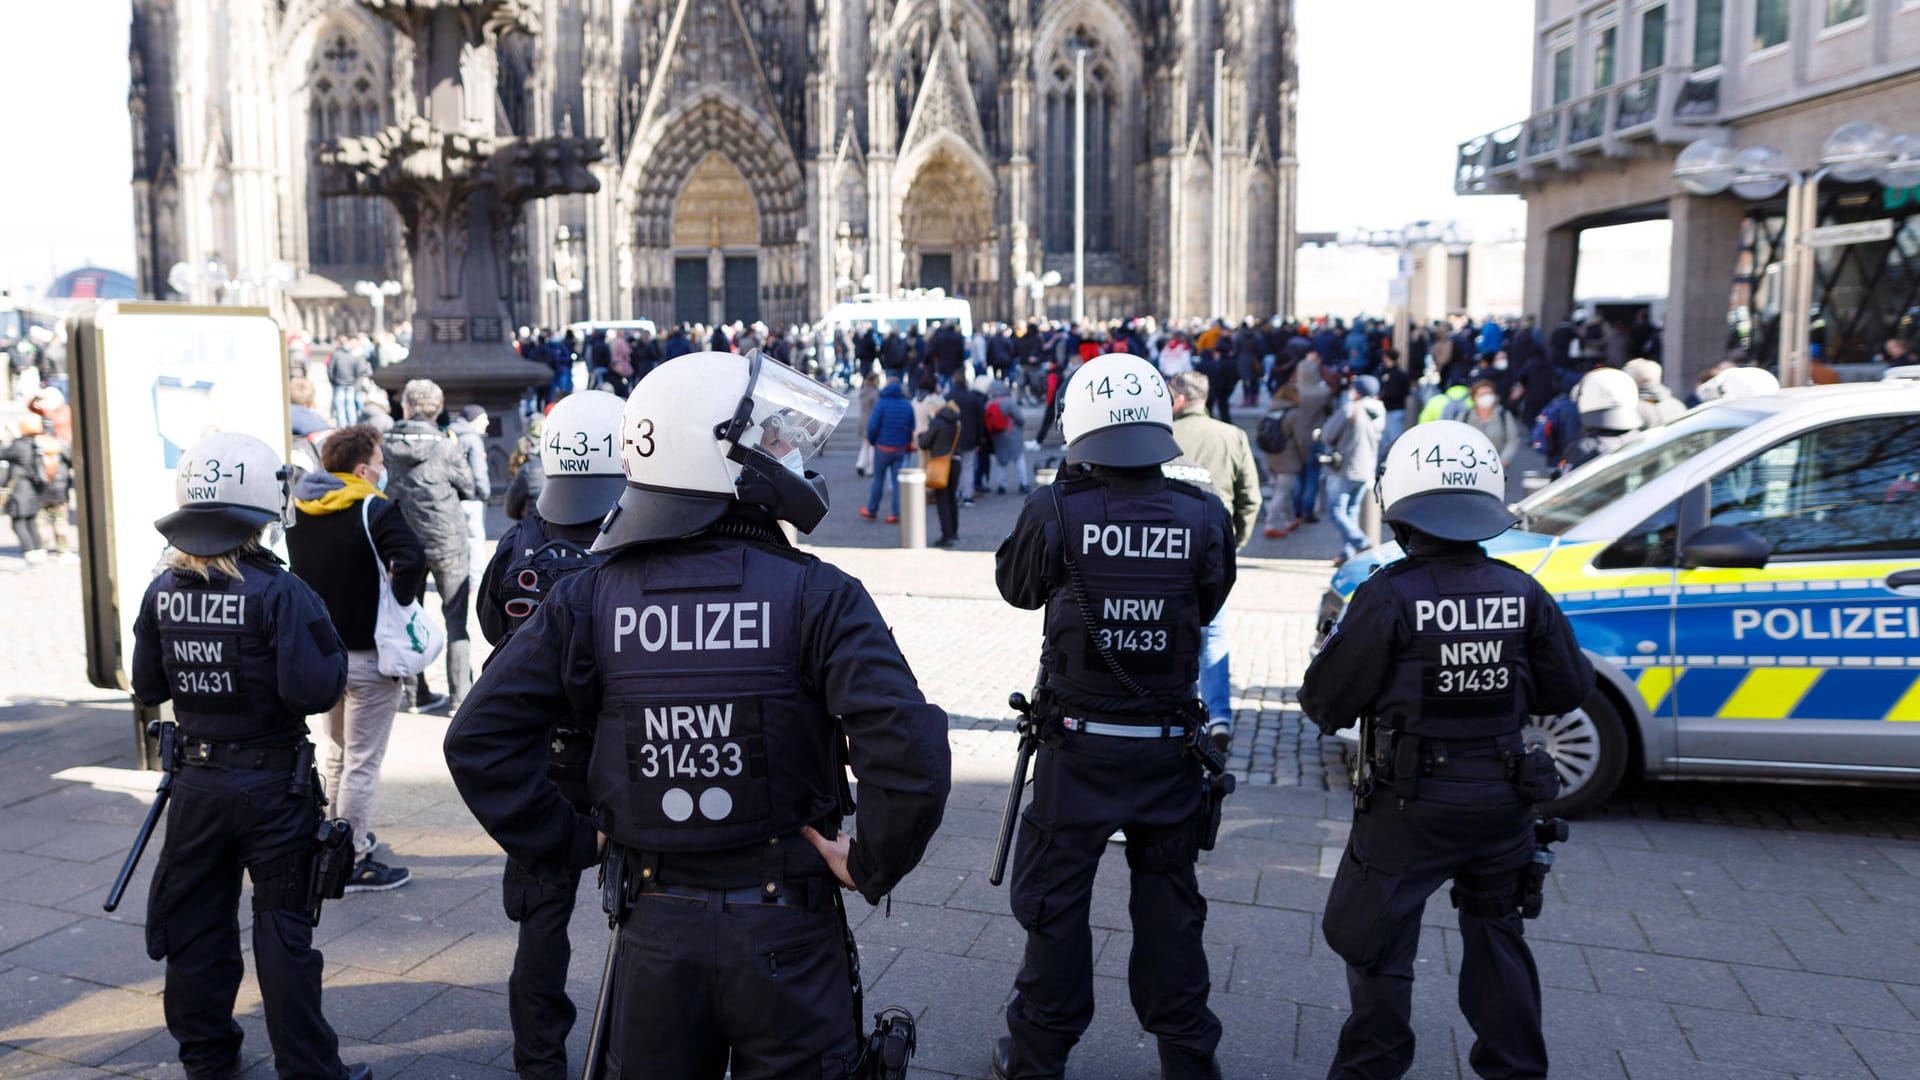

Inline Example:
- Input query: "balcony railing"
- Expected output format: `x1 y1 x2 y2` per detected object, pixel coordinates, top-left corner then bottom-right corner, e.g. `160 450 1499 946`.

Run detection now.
1454 65 1715 195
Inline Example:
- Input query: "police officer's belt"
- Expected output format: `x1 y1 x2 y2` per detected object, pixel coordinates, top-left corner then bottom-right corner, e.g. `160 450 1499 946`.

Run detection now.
1421 754 1512 781
637 879 834 911
1061 716 1190 739
176 737 304 772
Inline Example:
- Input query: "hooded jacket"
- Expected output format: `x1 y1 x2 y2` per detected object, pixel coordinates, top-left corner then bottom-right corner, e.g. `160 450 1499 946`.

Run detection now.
384 418 478 570
286 471 428 650
865 382 917 450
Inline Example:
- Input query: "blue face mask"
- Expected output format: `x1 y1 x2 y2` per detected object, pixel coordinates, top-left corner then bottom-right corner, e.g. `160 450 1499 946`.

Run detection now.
375 469 389 492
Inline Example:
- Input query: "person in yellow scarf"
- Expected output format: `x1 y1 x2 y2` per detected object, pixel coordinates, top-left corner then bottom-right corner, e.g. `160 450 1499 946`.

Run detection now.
285 424 428 893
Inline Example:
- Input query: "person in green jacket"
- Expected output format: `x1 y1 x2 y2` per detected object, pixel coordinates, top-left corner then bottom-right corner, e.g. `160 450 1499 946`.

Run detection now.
1167 370 1261 749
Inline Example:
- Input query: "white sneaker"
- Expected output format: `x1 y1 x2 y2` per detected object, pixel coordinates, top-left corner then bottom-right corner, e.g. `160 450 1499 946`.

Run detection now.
22 550 46 565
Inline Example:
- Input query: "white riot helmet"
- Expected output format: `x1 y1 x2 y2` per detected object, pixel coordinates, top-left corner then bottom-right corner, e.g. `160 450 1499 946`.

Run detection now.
537 389 627 526
1058 352 1182 468
1573 367 1645 432
595 350 849 552
157 432 290 555
1375 420 1515 543
1697 366 1780 402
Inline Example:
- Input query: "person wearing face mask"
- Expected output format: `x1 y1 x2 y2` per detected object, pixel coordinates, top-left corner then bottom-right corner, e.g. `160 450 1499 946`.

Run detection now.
1462 379 1522 497
288 423 428 892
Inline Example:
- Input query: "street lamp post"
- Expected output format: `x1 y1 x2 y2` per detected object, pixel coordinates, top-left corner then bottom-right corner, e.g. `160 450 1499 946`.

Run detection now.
1072 44 1088 325
1674 123 1919 386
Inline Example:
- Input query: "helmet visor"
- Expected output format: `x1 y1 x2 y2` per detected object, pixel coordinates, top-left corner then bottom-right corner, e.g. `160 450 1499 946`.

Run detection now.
743 358 849 471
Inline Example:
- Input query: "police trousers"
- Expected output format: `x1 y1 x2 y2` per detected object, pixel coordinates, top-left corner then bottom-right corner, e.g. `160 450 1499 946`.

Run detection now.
603 889 858 1079
502 857 584 1080
1320 775 1542 1080
144 766 345 1080
1005 732 1221 1080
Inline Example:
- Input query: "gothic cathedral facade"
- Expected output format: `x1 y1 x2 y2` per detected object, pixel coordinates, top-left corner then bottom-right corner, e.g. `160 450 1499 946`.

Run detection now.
130 0 1297 336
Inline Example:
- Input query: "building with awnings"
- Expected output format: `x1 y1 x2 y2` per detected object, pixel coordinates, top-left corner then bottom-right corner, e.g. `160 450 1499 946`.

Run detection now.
1455 0 1920 387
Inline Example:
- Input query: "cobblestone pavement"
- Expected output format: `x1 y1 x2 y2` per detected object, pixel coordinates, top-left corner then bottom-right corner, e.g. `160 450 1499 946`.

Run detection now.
5 405 1920 1077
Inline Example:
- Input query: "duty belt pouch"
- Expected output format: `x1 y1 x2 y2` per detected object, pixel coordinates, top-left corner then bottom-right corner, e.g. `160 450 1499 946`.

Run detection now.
547 725 592 791
307 819 354 924
1512 744 1560 804
1390 733 1422 804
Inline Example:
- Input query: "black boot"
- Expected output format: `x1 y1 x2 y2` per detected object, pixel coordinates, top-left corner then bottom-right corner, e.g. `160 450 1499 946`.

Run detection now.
989 1036 1013 1080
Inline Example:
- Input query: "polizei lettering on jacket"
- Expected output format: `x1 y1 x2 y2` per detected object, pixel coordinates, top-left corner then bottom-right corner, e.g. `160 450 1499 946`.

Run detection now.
610 601 773 653
1732 605 1920 641
155 591 248 626
1413 596 1526 633
1081 524 1190 560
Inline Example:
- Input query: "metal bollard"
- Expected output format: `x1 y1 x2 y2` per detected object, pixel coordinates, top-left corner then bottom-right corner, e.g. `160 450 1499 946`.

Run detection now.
898 468 927 549
1359 482 1382 550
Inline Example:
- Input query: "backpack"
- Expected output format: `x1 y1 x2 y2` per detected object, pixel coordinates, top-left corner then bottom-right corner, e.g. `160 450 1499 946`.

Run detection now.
984 398 1012 436
500 537 606 633
1255 409 1290 454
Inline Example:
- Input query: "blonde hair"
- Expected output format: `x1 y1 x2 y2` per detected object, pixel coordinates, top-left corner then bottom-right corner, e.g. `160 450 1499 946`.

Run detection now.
165 535 267 583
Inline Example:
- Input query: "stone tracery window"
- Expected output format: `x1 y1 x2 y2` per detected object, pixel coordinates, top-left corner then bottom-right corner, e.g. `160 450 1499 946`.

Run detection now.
307 33 388 269
1042 31 1116 254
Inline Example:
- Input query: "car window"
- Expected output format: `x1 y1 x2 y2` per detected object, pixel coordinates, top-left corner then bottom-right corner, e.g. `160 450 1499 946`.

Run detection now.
1707 414 1920 559
1596 500 1680 569
1521 425 1743 537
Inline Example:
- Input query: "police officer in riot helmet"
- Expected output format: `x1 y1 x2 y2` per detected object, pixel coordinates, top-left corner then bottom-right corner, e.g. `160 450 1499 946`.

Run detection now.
473 388 627 1079
131 432 371 1080
1302 420 1594 1079
992 352 1236 1080
445 351 952 1077
1559 367 1645 473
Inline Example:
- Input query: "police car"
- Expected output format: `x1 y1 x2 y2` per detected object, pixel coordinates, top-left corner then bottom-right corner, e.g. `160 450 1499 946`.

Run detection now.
1313 381 1920 816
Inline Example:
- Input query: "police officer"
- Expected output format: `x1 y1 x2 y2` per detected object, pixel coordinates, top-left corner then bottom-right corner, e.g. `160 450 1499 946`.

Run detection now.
472 389 626 1079
1302 420 1594 1080
130 432 370 1080
992 352 1236 1080
444 350 952 1077
1559 367 1644 473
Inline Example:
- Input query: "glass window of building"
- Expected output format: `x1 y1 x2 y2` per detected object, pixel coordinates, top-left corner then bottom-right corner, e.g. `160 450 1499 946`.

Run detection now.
1753 0 1790 51
1594 25 1618 88
306 33 387 270
1640 4 1667 71
1543 24 1574 105
1041 36 1117 254
1824 0 1866 26
1695 0 1725 67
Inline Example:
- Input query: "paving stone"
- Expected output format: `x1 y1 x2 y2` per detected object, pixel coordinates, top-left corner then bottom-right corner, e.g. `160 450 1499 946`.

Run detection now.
0 918 161 990
1676 885 1840 933
0 901 82 956
315 915 472 978
372 985 514 1065
1671 1004 1872 1078
319 965 452 1043
1776 925 1920 984
1730 965 1918 1032
1634 912 1797 969
1538 988 1690 1065
1617 1047 1795 1079
1580 947 1751 1012
385 1052 515 1079
1252 867 1331 913
1838 1025 1920 1080
0 966 167 1067
853 901 990 957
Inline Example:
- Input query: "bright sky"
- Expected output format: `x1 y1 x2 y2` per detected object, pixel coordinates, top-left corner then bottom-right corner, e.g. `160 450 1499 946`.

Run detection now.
0 0 1535 295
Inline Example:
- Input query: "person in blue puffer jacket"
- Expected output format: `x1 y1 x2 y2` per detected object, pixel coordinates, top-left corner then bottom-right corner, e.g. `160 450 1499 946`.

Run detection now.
861 377 918 523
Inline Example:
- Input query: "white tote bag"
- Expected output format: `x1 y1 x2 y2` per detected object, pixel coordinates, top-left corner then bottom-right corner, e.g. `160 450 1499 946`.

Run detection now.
361 497 445 677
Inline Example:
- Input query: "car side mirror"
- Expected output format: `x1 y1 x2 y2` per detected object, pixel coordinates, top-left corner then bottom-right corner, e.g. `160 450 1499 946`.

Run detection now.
1681 525 1771 570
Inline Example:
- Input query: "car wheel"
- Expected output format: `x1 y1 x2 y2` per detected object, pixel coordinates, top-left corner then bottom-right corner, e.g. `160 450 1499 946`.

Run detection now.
1521 689 1629 818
